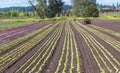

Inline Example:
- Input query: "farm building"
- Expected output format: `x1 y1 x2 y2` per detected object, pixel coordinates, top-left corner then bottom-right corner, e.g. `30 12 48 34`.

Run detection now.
100 8 120 13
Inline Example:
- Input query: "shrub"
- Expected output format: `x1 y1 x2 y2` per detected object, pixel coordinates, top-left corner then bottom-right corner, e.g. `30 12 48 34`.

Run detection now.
0 13 4 17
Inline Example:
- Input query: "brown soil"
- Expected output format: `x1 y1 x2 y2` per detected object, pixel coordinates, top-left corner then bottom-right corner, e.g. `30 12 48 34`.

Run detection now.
1 20 120 73
92 20 120 32
0 22 54 45
71 23 100 73
41 23 65 73
2 23 57 73
76 21 120 72
88 25 120 41
0 24 53 56
81 20 120 32
87 30 120 63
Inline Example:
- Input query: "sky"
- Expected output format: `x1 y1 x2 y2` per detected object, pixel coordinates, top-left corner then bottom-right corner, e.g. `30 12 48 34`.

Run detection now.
0 0 120 8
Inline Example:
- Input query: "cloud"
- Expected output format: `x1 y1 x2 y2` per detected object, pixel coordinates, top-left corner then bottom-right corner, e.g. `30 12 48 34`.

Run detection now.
97 0 120 5
0 0 30 8
63 0 72 5
0 0 120 8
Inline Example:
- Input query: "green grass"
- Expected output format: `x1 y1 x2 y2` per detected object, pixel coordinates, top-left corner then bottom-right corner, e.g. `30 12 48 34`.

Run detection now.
0 17 73 30
0 17 69 30
0 15 120 30
0 18 39 30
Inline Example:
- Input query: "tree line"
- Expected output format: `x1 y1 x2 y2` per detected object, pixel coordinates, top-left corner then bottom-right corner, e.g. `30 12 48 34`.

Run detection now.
0 0 100 18
0 5 72 18
32 0 99 18
0 11 36 18
0 7 34 12
72 0 99 17
97 3 120 9
29 0 64 19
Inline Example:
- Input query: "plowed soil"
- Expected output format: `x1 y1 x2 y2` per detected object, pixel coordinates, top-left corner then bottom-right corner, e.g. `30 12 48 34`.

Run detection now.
0 20 120 73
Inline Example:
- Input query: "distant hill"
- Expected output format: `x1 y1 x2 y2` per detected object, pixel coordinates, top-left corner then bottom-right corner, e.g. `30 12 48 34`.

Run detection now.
0 6 35 12
62 5 72 11
0 5 72 12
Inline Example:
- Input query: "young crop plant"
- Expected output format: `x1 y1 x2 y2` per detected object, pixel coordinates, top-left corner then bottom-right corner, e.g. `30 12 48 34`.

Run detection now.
15 28 59 73
72 21 120 73
76 21 120 53
0 24 52 53
0 22 60 72
15 22 64 73
88 24 120 37
55 21 81 73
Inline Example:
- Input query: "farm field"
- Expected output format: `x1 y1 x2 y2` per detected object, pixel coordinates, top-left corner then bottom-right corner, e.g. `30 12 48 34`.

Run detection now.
0 20 120 73
0 21 54 45
0 18 41 30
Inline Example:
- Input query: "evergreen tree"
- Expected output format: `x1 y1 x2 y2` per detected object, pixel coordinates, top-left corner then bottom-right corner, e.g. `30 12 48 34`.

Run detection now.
112 4 116 9
56 0 64 17
48 0 63 18
117 3 119 8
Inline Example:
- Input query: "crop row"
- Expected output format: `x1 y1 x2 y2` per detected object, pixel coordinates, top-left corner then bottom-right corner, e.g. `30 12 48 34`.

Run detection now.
55 22 80 73
15 21 64 73
72 21 120 73
0 23 54 53
88 24 120 37
0 22 60 72
0 22 52 45
76 21 120 53
16 21 63 72
0 22 51 37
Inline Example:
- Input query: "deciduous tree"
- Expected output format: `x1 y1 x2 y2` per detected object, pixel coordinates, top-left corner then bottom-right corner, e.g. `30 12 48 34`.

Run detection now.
72 0 99 17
